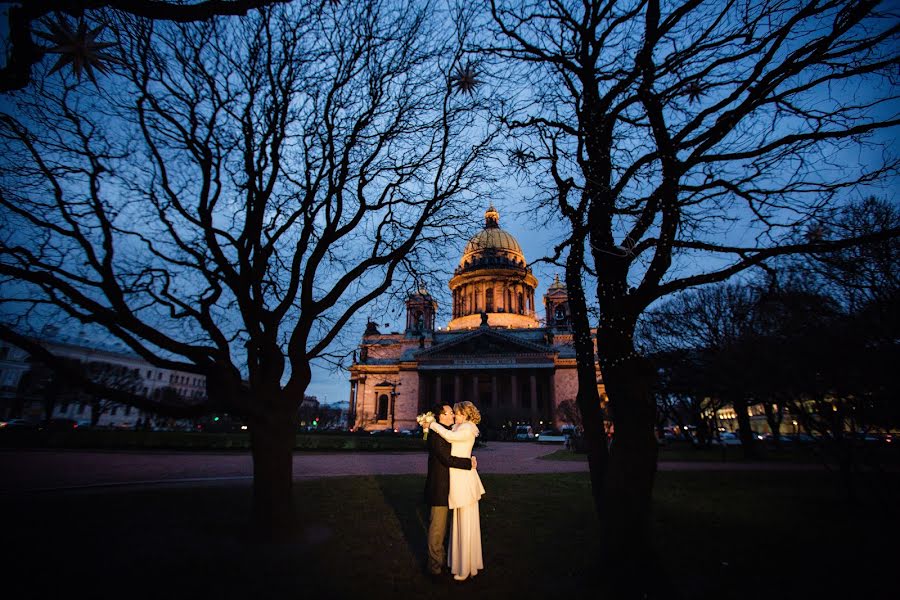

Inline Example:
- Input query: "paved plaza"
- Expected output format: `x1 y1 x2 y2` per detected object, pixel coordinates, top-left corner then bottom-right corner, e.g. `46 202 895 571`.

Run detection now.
0 441 821 494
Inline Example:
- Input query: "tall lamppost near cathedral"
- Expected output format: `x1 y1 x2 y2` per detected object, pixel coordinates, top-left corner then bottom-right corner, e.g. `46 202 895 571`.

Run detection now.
389 383 400 431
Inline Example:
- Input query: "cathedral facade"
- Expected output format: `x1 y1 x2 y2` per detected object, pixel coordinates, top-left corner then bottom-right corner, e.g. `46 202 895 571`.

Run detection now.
348 206 602 433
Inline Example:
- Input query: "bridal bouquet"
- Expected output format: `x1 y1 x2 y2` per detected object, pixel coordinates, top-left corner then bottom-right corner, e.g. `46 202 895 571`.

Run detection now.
416 411 435 439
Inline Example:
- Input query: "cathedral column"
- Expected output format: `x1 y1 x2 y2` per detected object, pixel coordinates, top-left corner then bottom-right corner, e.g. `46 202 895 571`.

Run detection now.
549 370 557 425
530 372 538 415
472 374 479 405
509 373 517 413
454 374 461 404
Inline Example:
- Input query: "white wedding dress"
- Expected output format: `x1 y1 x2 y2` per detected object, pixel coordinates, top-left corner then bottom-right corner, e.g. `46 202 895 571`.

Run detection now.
429 421 485 580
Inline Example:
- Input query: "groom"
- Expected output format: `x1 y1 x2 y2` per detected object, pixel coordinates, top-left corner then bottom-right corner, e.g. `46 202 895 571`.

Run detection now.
424 403 476 581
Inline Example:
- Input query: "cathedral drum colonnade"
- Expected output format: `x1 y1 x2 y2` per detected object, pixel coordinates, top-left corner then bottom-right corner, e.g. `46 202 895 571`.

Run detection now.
348 206 603 435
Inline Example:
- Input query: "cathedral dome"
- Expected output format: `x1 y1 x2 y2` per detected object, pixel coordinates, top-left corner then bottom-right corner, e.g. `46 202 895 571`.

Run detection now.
458 205 526 270
448 204 539 330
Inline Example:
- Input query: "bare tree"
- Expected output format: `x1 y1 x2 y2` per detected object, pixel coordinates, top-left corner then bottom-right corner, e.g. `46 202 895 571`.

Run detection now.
1 0 290 92
0 2 496 538
801 196 900 311
641 282 763 456
649 349 724 448
82 361 144 426
555 397 583 429
483 0 899 589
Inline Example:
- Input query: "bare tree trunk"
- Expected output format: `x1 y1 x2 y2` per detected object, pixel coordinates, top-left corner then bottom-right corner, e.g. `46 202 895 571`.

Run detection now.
764 400 784 451
731 394 759 459
599 326 660 595
41 375 61 427
248 397 298 540
565 243 608 516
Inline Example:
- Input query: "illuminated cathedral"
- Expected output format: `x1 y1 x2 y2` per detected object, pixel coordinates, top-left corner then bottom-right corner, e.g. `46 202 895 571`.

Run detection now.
348 206 602 433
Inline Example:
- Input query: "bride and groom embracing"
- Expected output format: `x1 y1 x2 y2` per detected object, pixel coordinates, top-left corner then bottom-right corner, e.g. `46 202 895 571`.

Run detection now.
422 401 486 583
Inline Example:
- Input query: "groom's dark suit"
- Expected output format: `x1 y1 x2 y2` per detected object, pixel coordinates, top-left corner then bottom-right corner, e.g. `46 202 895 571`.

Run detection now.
424 431 472 506
424 427 472 577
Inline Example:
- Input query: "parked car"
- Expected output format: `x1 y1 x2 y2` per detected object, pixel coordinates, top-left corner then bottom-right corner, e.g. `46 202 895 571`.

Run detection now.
514 425 534 441
712 431 742 446
785 433 817 444
369 428 398 436
0 418 40 430
536 429 567 444
46 418 79 431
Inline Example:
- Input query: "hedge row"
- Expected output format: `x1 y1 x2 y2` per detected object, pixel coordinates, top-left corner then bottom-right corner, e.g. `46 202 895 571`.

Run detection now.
0 430 428 452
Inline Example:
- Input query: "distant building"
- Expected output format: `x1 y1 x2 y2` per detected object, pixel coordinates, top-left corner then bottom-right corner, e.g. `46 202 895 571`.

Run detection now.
348 206 604 433
0 327 205 428
0 343 30 419
297 394 319 427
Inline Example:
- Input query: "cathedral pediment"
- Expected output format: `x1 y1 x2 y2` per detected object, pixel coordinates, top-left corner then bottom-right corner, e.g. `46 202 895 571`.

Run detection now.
417 328 552 359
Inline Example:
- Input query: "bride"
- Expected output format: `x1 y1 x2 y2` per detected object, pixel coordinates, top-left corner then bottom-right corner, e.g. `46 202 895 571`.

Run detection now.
425 400 485 581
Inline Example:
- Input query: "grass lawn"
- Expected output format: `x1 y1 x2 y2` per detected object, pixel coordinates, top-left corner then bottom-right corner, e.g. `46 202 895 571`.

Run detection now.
3 470 897 599
540 440 900 465
539 444 754 462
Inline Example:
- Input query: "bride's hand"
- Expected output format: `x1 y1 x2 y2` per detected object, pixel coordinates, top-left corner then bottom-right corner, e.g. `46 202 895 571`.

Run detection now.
471 455 477 469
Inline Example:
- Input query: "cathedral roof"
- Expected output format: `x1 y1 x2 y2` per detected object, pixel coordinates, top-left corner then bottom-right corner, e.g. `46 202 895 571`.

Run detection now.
415 327 554 358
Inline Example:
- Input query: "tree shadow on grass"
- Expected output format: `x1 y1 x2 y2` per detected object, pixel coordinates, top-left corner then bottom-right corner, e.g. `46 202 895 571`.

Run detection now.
374 475 430 574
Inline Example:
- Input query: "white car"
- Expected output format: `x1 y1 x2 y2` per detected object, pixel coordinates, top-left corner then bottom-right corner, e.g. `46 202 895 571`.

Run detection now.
713 431 742 446
536 429 567 444
514 425 534 440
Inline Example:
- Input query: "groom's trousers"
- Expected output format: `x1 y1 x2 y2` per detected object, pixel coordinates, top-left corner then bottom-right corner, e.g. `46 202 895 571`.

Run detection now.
427 506 450 574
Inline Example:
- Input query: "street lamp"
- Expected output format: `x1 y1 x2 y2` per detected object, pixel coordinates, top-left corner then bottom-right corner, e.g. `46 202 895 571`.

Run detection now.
390 382 401 431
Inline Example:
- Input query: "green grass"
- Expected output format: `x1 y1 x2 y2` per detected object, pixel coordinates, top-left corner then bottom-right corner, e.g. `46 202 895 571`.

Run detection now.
541 440 900 465
2 470 897 599
538 443 750 462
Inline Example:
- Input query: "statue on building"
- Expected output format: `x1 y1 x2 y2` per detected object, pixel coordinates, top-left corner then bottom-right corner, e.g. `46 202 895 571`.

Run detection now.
480 311 489 327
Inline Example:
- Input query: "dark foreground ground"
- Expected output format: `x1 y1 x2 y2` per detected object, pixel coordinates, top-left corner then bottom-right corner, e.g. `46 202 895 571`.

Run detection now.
2 469 897 600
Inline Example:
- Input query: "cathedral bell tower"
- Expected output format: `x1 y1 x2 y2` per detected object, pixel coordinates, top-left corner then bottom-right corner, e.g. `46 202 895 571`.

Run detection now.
543 274 571 329
405 288 437 335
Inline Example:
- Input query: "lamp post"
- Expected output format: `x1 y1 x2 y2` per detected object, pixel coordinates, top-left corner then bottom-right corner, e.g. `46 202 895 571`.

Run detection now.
390 382 401 431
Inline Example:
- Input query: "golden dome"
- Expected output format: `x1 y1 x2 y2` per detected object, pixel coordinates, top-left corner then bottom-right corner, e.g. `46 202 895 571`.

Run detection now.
449 205 539 330
458 205 525 268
